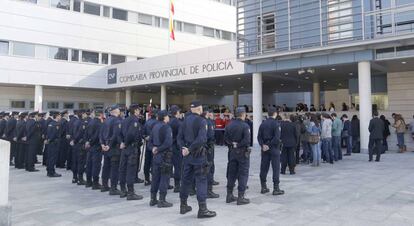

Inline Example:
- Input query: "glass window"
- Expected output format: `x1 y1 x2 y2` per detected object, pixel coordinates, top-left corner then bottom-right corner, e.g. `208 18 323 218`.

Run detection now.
82 51 99 64
11 101 25 109
71 49 79 61
93 103 104 110
101 53 108 64
175 21 183 31
396 45 414 57
215 30 221 39
376 47 395 59
111 54 126 64
49 47 68 60
222 31 232 40
79 103 89 109
12 42 35 57
63 102 74 109
73 0 81 12
396 0 413 6
103 6 110 17
112 8 128 21
161 18 169 29
47 102 59 109
30 101 34 109
84 2 100 16
18 0 37 3
154 17 161 27
183 23 196 33
51 0 70 10
203 27 215 37
0 41 9 55
138 13 153 25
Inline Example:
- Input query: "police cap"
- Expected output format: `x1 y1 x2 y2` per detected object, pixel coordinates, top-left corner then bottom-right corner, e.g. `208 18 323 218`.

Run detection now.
157 110 168 121
169 105 181 115
190 100 202 108
108 104 120 112
268 106 277 116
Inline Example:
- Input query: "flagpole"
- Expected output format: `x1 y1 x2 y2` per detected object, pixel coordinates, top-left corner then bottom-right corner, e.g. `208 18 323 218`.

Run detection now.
168 0 171 54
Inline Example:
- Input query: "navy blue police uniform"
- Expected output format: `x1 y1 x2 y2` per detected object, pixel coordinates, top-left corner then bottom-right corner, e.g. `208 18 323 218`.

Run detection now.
57 111 69 168
42 116 53 166
5 112 18 165
85 110 104 189
257 107 285 195
168 105 183 193
143 112 159 185
149 110 173 208
224 107 251 205
46 111 62 177
0 112 7 140
71 110 88 185
25 112 41 172
177 100 216 219
14 112 28 169
119 104 144 200
203 109 219 199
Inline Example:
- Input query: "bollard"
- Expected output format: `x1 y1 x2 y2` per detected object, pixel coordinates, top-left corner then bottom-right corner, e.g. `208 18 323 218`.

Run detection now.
0 140 11 226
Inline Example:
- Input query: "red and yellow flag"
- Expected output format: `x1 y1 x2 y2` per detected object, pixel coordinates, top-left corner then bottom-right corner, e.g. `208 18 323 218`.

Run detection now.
169 0 175 40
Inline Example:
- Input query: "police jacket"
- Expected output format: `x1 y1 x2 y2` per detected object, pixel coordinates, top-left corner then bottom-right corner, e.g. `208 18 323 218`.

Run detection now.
47 120 60 143
15 119 27 142
121 115 143 146
26 118 41 144
177 112 207 153
0 119 6 138
5 118 17 140
72 117 88 144
257 118 280 149
86 117 103 146
59 118 69 139
224 118 250 149
206 118 215 144
101 115 122 148
149 121 173 153
168 116 182 146
280 120 297 148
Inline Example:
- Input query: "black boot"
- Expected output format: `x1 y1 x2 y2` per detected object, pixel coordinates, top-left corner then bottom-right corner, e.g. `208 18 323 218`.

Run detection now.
168 185 174 190
173 179 180 193
109 187 121 196
180 199 192 214
85 180 93 188
135 177 144 184
119 185 127 198
149 193 158 206
197 202 216 219
77 177 86 186
72 177 78 184
272 184 285 196
126 185 143 201
237 192 250 205
92 181 102 190
101 181 110 192
226 189 237 203
207 186 219 199
261 182 270 194
157 193 173 208
144 180 151 186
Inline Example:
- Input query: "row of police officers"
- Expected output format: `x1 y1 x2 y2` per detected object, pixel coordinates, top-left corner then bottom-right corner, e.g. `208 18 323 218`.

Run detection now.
1 102 286 219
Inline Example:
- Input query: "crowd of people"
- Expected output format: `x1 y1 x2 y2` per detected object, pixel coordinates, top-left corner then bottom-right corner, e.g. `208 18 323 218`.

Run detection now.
0 102 413 219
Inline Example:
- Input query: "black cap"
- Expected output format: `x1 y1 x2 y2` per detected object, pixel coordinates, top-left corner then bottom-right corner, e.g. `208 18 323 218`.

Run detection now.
61 110 68 115
108 104 119 112
77 109 86 114
157 110 169 121
0 111 4 117
169 105 181 115
268 107 277 116
190 100 202 108
236 107 246 115
29 111 38 117
11 111 19 116
129 104 141 112
73 109 79 115
86 109 91 115
19 111 29 117
49 110 60 116
3 112 10 117
39 112 46 117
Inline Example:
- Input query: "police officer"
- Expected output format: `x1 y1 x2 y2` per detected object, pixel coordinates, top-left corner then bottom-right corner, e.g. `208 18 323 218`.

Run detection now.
257 107 285 196
178 100 216 219
45 111 62 177
37 112 47 164
25 111 41 172
224 107 251 205
101 105 123 195
70 109 88 185
143 110 159 186
43 113 53 166
202 108 219 199
57 110 69 168
0 112 7 140
168 105 182 193
66 111 77 171
149 110 173 208
85 109 104 190
118 104 144 200
14 112 28 169
6 112 18 166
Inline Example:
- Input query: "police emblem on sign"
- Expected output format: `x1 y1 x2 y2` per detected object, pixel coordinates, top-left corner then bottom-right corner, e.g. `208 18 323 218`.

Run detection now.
107 68 117 84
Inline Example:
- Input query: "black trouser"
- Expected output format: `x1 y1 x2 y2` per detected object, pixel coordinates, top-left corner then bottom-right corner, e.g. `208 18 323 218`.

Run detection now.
25 140 39 170
10 140 17 163
369 139 382 161
15 142 27 169
144 144 153 181
260 147 280 185
281 146 295 173
57 138 69 167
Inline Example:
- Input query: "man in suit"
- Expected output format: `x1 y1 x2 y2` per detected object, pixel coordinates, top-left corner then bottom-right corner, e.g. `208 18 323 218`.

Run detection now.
280 114 298 175
368 111 384 162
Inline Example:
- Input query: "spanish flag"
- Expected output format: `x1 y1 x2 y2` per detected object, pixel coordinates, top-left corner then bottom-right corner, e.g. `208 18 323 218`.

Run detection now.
169 0 175 40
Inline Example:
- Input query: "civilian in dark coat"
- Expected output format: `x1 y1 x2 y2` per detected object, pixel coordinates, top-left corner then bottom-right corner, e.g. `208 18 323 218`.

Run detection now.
368 111 384 162
351 115 360 153
280 114 297 174
380 115 390 152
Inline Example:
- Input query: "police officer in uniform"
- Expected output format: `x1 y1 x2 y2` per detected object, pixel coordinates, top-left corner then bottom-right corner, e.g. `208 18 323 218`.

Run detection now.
6 112 18 166
66 112 77 170
0 112 7 140
43 113 54 166
168 105 183 193
45 111 62 177
57 110 69 168
25 111 41 172
70 109 88 185
149 110 173 208
14 112 28 169
101 105 123 195
118 104 144 200
257 107 285 195
224 107 251 205
202 108 219 199
143 110 159 186
178 100 216 219
37 112 47 164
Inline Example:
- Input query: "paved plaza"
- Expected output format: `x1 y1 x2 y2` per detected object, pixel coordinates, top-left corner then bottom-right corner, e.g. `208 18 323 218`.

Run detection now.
9 147 414 226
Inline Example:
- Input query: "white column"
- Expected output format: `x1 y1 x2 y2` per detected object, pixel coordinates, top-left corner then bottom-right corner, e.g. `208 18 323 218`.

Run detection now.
0 140 11 226
358 61 372 153
125 89 132 108
115 91 121 104
233 90 239 111
313 82 320 108
252 73 263 146
34 85 43 112
160 84 167 110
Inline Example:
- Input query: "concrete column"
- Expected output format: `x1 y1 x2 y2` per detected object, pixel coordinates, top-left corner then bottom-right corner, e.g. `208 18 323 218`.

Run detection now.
312 82 320 108
0 140 11 226
233 90 239 111
358 61 372 153
252 73 263 146
125 89 132 108
34 85 43 112
115 91 121 104
160 84 167 110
